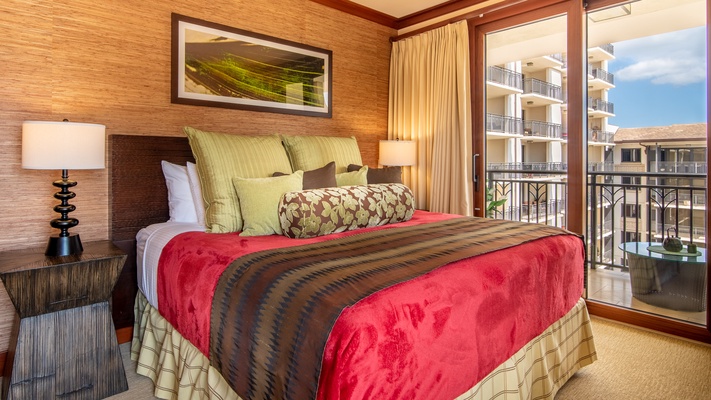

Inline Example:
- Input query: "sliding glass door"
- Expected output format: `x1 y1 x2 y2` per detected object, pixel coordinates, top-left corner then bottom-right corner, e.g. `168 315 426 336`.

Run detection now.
473 0 709 343
586 0 708 329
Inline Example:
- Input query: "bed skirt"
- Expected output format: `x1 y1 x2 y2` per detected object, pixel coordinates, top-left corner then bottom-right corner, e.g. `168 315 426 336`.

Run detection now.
131 292 596 400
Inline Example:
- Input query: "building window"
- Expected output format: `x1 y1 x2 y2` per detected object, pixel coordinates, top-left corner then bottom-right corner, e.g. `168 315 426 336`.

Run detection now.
621 148 641 162
624 204 639 218
622 176 642 185
624 231 639 242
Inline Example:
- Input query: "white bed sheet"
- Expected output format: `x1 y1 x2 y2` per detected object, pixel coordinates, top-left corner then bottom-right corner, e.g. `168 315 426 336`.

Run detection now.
136 222 204 309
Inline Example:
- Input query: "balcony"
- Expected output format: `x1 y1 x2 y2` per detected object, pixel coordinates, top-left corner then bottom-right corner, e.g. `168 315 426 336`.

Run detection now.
488 162 567 172
589 98 615 117
588 162 615 172
521 78 563 107
486 114 523 137
589 129 615 144
589 67 615 90
486 66 523 98
486 168 707 270
523 120 563 140
649 162 708 174
521 54 564 73
588 43 615 62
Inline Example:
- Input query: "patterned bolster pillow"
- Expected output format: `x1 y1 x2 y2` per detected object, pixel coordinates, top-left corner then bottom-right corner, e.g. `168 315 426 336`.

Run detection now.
278 183 416 239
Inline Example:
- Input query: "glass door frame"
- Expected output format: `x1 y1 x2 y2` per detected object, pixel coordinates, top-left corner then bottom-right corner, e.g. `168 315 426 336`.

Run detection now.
470 0 711 343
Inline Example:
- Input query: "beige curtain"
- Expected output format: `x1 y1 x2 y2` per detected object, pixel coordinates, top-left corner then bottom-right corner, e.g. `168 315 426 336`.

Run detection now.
388 21 472 215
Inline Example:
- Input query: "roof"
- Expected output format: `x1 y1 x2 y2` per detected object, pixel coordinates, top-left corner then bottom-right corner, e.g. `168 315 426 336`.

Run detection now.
614 123 707 143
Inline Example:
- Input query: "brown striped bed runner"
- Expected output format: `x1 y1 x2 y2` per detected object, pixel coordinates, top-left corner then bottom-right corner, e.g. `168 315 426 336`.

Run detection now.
209 217 578 400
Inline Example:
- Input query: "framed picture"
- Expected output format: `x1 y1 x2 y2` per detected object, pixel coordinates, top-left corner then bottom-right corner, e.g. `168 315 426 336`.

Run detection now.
171 13 332 118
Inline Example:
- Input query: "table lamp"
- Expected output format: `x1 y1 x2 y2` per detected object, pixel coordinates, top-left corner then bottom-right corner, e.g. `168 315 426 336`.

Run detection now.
22 120 106 257
379 139 416 166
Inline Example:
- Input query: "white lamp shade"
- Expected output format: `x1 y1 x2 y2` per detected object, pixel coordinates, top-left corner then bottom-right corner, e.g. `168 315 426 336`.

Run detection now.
379 140 416 166
22 121 106 170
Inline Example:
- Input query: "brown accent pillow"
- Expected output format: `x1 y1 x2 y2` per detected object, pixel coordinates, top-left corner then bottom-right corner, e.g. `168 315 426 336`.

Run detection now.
348 164 402 184
278 183 415 239
273 161 337 189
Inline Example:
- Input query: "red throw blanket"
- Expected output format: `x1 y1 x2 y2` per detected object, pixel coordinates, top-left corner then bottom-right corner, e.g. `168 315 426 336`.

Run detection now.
157 211 584 399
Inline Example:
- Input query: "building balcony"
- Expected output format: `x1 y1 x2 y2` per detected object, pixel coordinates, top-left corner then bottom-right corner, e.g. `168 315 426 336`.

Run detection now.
486 66 523 98
649 161 708 174
589 67 615 90
588 43 615 62
486 169 707 269
588 162 615 172
486 114 523 138
521 78 563 107
589 98 615 117
523 120 563 140
589 129 615 144
487 162 567 172
521 54 564 73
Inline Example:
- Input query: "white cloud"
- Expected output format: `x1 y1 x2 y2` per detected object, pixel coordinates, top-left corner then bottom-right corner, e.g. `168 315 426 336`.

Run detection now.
612 27 706 86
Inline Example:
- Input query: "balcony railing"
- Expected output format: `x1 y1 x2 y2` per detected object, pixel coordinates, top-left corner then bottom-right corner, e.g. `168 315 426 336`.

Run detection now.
649 162 708 174
591 67 614 85
599 43 614 55
523 120 563 139
589 129 615 143
588 162 615 172
486 169 708 272
486 114 523 135
549 53 564 63
488 162 567 172
590 98 614 114
523 78 563 100
487 66 523 90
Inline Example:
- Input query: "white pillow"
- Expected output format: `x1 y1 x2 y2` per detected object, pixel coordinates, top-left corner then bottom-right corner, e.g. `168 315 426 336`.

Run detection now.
161 160 198 223
186 162 206 226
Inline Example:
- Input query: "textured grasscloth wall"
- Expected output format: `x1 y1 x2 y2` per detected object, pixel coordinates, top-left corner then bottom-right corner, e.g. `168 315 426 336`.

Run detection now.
0 0 393 355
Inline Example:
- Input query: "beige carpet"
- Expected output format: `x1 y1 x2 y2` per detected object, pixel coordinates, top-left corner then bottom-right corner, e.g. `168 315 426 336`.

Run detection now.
105 316 711 399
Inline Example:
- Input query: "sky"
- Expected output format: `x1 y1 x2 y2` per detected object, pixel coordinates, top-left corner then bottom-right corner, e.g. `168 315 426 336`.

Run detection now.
607 26 707 129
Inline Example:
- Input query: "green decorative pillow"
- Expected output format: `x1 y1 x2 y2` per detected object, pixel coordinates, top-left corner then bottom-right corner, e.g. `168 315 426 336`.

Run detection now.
336 166 368 186
273 161 337 189
184 126 293 233
348 164 402 184
281 135 363 173
233 171 303 237
278 183 415 239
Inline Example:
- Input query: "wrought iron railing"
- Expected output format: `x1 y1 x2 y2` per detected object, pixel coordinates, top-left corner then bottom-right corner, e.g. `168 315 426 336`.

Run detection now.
486 169 708 272
487 66 523 90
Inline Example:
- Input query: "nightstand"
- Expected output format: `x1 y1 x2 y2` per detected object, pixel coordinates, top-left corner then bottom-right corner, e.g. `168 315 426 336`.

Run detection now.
0 240 128 400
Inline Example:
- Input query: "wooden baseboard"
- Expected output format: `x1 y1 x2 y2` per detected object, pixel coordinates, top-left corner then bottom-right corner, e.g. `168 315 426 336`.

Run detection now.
587 300 711 344
0 326 134 377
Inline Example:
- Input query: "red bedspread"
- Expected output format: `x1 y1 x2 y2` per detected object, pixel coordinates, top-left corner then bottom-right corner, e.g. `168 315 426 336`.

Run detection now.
157 211 584 399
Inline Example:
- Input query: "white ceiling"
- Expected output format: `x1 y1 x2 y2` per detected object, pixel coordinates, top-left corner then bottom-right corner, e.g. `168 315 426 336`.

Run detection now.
350 0 450 19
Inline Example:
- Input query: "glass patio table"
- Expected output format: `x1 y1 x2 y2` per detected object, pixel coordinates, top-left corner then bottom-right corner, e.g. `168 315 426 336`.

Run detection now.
618 242 707 312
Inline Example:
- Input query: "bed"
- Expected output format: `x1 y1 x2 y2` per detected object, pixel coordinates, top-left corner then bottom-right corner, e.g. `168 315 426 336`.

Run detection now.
109 130 597 400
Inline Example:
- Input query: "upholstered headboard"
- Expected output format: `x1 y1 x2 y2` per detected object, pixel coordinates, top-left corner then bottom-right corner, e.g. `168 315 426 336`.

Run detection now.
109 134 194 331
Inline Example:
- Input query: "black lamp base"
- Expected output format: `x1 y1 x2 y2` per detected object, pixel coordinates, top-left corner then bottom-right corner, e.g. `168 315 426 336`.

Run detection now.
46 234 83 257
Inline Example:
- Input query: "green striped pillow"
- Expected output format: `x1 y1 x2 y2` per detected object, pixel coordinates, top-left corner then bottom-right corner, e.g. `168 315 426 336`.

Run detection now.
184 126 293 233
281 135 363 174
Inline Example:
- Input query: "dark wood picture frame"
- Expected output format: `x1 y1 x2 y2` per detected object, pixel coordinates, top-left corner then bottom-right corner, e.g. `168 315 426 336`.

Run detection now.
171 13 332 118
